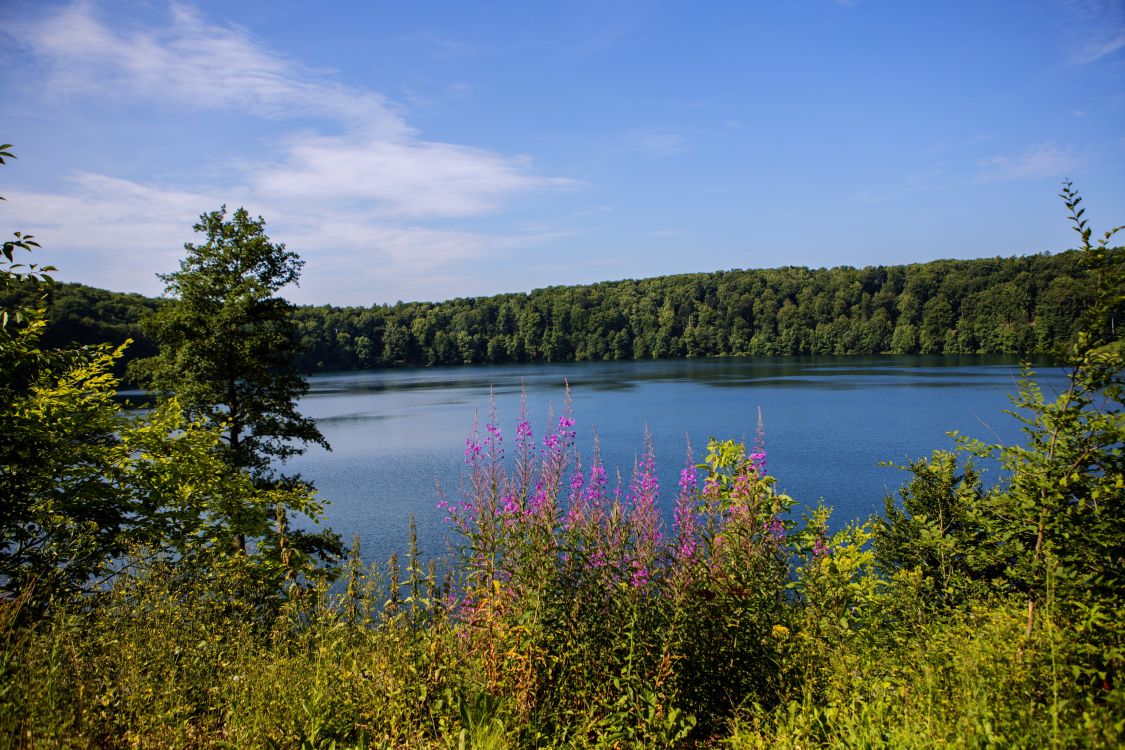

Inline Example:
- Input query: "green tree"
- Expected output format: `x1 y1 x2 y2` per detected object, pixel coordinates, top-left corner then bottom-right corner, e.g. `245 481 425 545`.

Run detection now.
874 451 1002 606
135 206 327 479
877 182 1124 685
134 206 339 562
0 152 328 607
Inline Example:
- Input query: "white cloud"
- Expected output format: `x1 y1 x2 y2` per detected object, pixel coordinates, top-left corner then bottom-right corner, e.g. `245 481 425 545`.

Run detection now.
251 133 576 219
4 173 565 303
5 1 576 304
265 214 574 303
4 174 219 293
21 0 406 133
977 142 1085 182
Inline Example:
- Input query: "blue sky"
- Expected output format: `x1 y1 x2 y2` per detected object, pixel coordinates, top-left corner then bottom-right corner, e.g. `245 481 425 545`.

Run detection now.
2 0 1123 306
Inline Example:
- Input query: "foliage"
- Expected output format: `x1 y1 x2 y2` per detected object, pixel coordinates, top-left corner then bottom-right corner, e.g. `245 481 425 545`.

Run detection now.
1 152 333 611
289 250 1090 368
3 389 1121 748
131 205 341 564
132 205 328 477
729 598 1124 749
434 400 795 742
9 250 1093 375
874 451 1005 606
876 183 1124 693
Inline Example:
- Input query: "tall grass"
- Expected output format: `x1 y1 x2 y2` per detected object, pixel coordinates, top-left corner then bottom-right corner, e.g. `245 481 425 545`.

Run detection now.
2 399 1121 748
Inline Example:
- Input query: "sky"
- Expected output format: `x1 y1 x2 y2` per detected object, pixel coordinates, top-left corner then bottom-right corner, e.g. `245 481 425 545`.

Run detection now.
1 0 1123 306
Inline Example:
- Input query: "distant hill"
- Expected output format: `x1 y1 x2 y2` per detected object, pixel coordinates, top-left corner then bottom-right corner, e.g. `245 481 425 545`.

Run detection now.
2 251 1094 374
291 252 1092 371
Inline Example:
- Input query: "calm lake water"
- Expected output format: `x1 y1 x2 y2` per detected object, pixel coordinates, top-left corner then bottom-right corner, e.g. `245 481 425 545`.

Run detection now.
285 356 1068 566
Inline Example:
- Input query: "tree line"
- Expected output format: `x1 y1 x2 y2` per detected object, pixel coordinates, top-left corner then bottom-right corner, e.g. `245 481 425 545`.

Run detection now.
1 249 1096 376
295 251 1091 370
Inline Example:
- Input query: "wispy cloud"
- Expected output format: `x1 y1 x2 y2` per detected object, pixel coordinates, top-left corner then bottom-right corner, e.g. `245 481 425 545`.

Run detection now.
21 1 405 131
398 31 482 61
1070 32 1125 64
573 204 613 218
1063 0 1125 64
626 129 691 159
6 1 574 303
977 142 1085 182
251 133 576 219
6 173 564 303
5 174 227 294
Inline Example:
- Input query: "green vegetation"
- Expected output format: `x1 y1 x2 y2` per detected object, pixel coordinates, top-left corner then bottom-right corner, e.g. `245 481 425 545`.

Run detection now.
0 148 335 613
1 247 1093 376
1 142 1122 748
129 205 340 564
291 250 1091 370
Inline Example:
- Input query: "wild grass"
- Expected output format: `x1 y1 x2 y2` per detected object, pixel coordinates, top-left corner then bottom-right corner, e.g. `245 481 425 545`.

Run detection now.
2 398 1121 748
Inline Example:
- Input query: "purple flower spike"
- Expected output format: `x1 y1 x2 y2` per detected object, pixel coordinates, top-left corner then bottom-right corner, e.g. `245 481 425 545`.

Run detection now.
751 407 767 475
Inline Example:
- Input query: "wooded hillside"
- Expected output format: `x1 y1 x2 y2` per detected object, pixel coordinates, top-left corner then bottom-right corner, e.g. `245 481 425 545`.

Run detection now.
3 250 1092 373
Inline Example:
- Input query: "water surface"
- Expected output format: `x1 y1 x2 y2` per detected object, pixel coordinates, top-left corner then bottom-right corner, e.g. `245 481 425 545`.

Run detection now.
287 356 1068 566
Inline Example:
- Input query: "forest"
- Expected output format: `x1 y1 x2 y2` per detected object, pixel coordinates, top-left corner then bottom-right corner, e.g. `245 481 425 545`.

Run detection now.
0 249 1094 376
1 140 1122 749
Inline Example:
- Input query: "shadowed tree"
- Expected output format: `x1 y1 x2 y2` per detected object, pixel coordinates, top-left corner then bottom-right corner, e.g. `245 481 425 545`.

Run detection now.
136 206 327 476
133 206 338 560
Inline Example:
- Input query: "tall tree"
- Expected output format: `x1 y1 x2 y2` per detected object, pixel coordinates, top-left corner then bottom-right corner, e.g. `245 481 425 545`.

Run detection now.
135 206 328 479
1 152 333 609
134 207 338 562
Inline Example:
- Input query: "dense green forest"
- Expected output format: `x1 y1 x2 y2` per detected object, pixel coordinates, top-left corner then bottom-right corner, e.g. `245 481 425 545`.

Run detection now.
0 249 1094 376
2 142 1122 749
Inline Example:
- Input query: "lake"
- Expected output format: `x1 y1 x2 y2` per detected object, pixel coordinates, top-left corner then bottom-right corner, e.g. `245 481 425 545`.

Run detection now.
285 356 1069 567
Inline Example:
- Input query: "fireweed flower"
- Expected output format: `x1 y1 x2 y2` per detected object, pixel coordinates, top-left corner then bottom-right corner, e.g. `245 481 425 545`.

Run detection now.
539 409 575 514
630 560 650 589
446 396 784 632
565 468 587 531
731 472 753 510
628 440 663 547
484 422 504 460
751 407 767 476
584 461 608 508
673 461 699 562
566 438 609 534
513 389 535 492
527 484 549 519
703 476 722 507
